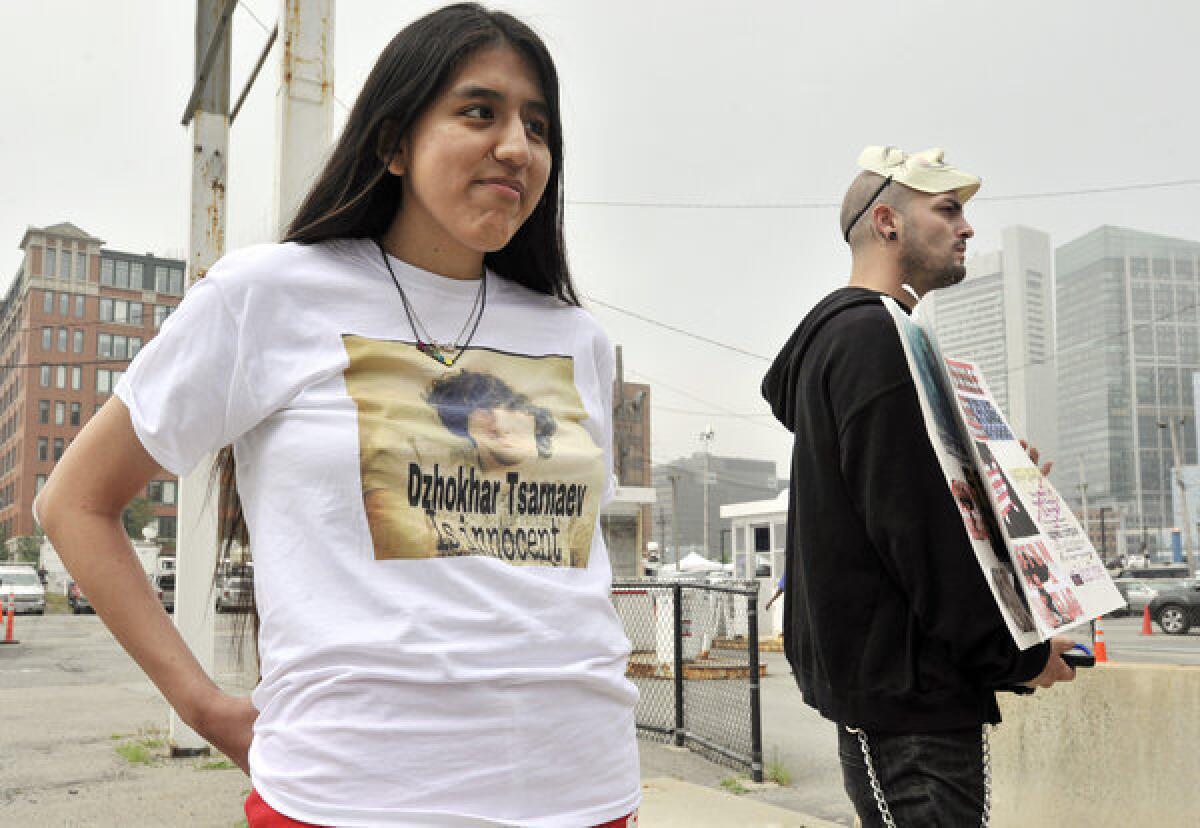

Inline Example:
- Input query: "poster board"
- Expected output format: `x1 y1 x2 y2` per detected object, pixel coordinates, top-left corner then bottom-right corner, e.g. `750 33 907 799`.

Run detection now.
882 296 1124 647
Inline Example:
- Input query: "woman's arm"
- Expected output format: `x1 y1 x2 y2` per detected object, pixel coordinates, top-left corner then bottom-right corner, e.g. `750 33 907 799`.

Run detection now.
34 397 256 771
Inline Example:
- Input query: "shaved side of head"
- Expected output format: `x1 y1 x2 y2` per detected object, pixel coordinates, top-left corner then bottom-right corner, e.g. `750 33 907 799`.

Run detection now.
840 171 914 249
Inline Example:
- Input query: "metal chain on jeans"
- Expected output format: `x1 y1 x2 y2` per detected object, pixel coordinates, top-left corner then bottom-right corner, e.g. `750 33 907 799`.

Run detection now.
981 724 992 827
845 726 897 828
846 725 993 828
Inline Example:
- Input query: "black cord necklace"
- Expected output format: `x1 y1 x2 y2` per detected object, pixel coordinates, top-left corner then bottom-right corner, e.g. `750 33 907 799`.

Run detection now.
376 240 487 367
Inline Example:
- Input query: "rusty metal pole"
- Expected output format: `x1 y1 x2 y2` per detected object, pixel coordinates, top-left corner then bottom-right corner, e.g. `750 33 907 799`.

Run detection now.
171 0 233 757
273 0 335 235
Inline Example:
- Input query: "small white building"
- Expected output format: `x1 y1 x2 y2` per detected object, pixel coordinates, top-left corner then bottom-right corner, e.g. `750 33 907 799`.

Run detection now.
601 485 657 579
721 488 788 635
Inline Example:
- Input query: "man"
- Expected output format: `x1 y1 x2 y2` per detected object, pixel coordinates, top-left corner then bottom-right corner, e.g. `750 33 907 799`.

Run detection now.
761 146 1076 826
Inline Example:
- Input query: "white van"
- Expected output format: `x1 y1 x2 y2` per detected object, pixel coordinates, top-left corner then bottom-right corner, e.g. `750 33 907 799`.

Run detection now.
0 565 47 615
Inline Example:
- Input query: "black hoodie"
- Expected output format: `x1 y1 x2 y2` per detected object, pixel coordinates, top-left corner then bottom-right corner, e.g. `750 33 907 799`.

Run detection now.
762 287 1049 731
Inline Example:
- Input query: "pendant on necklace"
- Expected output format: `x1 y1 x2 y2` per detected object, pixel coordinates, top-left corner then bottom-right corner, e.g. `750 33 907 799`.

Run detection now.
417 341 454 366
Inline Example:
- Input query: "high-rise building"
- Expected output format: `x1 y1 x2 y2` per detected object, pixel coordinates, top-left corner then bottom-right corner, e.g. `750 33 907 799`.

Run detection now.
652 452 781 562
924 225 1057 458
1056 225 1200 547
2 222 185 550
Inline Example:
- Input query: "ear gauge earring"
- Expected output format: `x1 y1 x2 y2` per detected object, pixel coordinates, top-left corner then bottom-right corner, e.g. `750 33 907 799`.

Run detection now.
887 232 898 241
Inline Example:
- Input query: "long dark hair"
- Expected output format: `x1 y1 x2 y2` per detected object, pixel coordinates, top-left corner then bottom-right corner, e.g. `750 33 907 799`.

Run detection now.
213 4 576 660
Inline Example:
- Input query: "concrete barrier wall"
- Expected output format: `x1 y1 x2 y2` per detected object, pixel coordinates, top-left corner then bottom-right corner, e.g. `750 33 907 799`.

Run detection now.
991 662 1200 826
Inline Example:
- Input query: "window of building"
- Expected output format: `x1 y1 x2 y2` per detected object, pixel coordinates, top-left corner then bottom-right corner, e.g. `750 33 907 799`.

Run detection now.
53 437 64 461
70 366 81 391
156 516 177 539
96 368 124 394
75 295 85 317
37 437 48 461
54 401 64 426
148 480 162 502
39 365 50 387
154 304 172 328
100 259 114 285
57 327 67 352
98 333 111 358
38 400 49 424
72 330 83 353
41 327 51 350
76 252 87 281
113 299 127 324
131 262 144 289
43 290 53 314
99 298 112 321
59 293 68 315
169 269 184 295
154 266 168 293
129 337 142 358
45 248 56 279
131 302 144 326
115 260 130 289
69 402 80 427
60 251 70 279
55 365 65 389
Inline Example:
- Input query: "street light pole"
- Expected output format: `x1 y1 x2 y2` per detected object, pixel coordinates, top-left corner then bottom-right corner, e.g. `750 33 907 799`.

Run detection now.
699 425 715 559
1163 417 1195 574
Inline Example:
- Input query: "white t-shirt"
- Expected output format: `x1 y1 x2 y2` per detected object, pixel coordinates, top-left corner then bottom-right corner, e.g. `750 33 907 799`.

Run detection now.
116 239 640 827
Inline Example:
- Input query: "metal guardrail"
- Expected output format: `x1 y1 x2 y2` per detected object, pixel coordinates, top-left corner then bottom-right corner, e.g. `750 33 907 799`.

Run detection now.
611 579 764 782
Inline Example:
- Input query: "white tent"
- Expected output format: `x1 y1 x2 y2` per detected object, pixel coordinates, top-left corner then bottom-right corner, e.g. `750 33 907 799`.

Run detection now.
677 552 725 572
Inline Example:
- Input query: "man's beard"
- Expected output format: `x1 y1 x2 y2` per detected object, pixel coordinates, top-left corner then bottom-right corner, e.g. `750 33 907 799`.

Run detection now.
899 239 966 293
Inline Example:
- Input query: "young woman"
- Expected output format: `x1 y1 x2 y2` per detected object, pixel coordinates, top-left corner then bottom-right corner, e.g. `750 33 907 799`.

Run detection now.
35 5 640 826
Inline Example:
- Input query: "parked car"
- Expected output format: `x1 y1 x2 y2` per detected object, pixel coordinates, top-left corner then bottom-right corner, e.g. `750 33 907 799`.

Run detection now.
1111 579 1160 617
0 565 46 615
215 576 254 613
1148 580 1200 635
153 573 175 613
1113 565 1192 581
67 580 93 614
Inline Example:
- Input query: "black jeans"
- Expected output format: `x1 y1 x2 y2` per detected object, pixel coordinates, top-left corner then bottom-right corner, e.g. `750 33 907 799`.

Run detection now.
837 724 986 827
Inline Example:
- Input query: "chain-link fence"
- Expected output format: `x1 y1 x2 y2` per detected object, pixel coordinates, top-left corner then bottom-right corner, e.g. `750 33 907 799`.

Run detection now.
611 579 764 782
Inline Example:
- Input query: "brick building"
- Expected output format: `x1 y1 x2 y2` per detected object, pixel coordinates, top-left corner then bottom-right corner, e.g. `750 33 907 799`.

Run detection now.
1 222 185 550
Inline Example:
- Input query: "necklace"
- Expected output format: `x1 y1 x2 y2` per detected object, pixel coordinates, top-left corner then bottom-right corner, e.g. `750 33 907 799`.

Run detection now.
376 241 487 367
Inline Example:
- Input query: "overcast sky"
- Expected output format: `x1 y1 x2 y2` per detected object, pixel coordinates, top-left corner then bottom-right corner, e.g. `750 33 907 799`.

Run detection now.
3 1 1198 475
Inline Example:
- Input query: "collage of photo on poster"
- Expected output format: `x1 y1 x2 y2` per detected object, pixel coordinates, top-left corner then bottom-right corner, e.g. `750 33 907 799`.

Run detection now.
882 297 1124 647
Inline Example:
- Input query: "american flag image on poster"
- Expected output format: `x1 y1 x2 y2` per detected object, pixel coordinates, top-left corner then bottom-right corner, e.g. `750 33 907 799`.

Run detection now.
977 441 1038 539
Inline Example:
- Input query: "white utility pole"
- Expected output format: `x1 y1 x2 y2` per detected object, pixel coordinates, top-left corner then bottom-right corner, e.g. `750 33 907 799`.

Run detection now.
273 0 336 235
1164 417 1196 575
173 0 235 756
700 426 715 558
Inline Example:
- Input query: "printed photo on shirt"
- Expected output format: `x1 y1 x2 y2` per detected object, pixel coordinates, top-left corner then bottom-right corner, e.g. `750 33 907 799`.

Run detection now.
342 336 605 567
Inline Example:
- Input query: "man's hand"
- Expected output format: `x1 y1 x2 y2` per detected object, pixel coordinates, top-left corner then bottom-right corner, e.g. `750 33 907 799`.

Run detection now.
1024 636 1077 689
192 690 258 774
1019 439 1053 476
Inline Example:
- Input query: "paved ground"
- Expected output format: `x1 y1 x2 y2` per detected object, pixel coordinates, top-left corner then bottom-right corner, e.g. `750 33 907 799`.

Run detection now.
0 612 851 826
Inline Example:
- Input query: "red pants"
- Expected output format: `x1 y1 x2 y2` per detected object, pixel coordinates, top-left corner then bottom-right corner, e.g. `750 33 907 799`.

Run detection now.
245 789 638 827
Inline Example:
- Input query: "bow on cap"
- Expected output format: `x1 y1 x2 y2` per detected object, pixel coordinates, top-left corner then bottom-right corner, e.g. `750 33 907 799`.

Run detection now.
857 145 981 203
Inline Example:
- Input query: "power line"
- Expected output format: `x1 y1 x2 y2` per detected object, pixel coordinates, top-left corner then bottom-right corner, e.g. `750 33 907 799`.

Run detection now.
237 0 271 33
627 368 783 435
587 295 770 361
568 177 1200 210
236 1 349 113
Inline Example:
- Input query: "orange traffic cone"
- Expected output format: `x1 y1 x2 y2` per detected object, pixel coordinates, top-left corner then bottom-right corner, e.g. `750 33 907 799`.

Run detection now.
1140 605 1154 636
1093 617 1108 663
1 592 17 646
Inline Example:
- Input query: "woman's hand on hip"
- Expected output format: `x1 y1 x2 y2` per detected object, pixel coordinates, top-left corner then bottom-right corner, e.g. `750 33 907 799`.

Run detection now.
193 690 258 774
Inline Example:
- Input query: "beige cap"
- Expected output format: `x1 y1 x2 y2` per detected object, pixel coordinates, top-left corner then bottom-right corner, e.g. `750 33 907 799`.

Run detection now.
858 145 981 203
